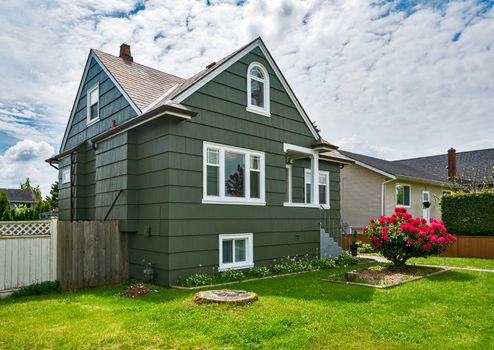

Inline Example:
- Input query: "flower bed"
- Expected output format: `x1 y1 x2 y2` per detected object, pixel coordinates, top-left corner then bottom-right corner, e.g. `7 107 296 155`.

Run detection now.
173 253 365 289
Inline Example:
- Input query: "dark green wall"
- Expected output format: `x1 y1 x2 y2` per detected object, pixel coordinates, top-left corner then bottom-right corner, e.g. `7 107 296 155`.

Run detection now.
126 47 341 285
59 47 342 286
58 57 137 220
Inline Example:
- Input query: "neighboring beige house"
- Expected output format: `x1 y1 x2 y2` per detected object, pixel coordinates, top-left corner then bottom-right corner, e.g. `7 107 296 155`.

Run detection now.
337 151 449 234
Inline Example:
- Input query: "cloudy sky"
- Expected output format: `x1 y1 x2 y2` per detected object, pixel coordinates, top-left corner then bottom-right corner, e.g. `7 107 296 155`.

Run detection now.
0 0 493 196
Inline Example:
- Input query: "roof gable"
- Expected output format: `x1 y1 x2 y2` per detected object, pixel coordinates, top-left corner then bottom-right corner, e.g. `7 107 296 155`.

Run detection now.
340 150 446 184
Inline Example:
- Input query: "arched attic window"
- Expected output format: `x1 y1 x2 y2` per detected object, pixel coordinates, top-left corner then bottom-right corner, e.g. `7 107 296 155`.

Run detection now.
246 62 270 117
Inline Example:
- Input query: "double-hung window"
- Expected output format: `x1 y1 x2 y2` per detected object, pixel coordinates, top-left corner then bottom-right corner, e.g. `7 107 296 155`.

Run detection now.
219 233 254 271
396 184 411 207
304 169 330 208
87 84 99 125
203 142 265 205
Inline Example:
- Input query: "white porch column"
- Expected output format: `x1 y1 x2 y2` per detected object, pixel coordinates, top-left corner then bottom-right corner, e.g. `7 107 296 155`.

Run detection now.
311 153 319 205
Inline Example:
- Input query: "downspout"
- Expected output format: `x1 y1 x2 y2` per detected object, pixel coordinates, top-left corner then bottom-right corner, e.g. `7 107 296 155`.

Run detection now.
381 178 396 216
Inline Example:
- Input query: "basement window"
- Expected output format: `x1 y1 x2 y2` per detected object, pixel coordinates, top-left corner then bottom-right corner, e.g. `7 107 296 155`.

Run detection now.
218 233 254 271
87 84 99 124
396 184 411 207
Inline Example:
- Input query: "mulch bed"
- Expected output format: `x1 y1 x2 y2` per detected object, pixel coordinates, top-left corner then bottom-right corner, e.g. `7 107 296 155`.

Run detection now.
323 265 448 288
116 283 156 298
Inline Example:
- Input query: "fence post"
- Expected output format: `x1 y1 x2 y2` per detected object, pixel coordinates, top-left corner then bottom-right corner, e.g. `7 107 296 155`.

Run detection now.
50 218 58 281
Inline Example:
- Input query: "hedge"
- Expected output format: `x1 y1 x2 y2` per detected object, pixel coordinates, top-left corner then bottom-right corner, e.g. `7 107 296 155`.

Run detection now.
441 191 494 236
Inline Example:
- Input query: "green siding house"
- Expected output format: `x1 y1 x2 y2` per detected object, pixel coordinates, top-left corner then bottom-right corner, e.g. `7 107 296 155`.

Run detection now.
47 38 351 286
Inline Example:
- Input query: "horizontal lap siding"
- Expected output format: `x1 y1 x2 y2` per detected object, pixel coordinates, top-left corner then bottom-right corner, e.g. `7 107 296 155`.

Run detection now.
59 58 136 222
126 48 340 285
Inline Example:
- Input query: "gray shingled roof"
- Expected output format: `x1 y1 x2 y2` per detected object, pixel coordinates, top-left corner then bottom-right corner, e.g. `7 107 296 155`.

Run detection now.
394 148 494 183
93 49 186 111
339 150 446 184
0 189 38 203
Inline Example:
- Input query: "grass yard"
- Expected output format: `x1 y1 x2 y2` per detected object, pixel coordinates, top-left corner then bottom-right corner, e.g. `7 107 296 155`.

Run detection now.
1 261 494 350
409 256 494 270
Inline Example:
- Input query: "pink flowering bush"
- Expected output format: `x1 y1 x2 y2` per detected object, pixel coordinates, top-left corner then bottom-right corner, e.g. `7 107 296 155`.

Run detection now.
363 208 457 268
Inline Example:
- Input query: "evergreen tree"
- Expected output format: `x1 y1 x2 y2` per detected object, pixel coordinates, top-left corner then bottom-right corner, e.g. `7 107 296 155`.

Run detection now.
46 181 59 209
0 192 10 221
1 206 13 221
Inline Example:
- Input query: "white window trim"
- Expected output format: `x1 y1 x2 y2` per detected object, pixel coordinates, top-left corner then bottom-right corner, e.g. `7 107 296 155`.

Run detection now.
218 233 254 271
304 169 330 209
62 169 71 184
86 83 100 126
246 62 270 117
285 164 292 203
202 141 266 206
396 183 411 208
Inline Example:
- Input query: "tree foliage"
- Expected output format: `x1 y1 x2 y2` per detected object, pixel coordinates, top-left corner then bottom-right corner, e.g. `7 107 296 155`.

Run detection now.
364 208 457 268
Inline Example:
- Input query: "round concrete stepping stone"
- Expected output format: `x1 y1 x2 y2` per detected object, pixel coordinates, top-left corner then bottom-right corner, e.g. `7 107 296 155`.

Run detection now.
194 289 258 304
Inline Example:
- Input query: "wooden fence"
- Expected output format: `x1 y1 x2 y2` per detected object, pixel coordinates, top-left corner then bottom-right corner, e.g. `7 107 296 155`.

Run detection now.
0 220 57 297
340 233 494 259
441 235 494 259
341 234 370 250
57 220 129 291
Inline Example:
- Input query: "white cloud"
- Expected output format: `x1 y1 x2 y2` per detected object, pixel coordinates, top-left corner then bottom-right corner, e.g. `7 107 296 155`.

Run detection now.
0 140 56 197
0 0 492 196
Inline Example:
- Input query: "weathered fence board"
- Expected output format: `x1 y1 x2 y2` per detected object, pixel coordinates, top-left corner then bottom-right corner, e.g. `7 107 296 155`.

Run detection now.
57 220 129 291
0 220 57 296
441 235 494 259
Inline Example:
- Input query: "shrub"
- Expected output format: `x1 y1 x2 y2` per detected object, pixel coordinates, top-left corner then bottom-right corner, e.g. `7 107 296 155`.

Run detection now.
334 252 361 266
11 281 60 298
249 266 270 278
182 273 213 287
310 258 336 270
364 208 457 268
441 191 494 236
358 243 374 253
218 269 245 282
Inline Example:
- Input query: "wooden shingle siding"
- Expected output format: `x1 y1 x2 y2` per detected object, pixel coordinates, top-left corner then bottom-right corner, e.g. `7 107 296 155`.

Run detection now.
123 49 340 285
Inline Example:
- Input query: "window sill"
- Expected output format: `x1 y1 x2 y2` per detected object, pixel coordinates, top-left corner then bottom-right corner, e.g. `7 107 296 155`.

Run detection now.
218 262 254 272
202 198 266 206
395 205 411 208
87 117 99 126
246 106 270 117
283 202 321 208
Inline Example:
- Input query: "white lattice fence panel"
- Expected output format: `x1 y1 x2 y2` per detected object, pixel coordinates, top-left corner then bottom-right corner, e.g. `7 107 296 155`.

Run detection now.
0 219 57 295
0 221 51 236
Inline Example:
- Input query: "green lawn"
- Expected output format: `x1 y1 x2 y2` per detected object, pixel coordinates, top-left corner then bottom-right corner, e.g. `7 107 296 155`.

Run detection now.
409 256 494 270
1 262 494 350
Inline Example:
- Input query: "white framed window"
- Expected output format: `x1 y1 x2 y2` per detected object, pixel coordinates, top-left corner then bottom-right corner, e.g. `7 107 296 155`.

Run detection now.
203 142 266 205
246 62 270 117
305 169 330 208
396 184 411 207
219 233 254 271
87 84 99 125
62 169 71 184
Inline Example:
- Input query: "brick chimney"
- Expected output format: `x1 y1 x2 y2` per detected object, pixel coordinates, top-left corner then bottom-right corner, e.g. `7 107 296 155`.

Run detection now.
119 43 133 62
447 148 456 180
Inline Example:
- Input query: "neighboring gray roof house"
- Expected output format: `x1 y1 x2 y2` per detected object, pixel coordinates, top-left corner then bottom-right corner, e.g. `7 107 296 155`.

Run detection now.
0 189 39 209
339 150 446 185
395 148 494 184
